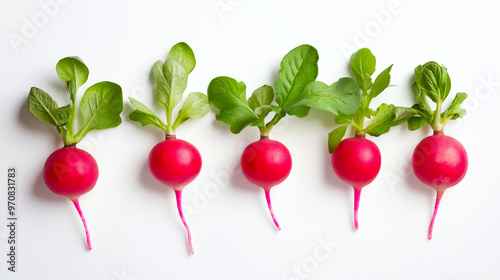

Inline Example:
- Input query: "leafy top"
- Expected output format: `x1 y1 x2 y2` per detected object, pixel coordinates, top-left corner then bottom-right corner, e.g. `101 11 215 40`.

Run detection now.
27 57 123 146
207 44 360 138
129 42 210 136
408 61 467 132
324 48 413 153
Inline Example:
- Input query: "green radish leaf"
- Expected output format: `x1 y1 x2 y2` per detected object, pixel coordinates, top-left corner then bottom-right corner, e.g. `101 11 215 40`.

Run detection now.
249 85 274 123
56 57 89 88
168 42 196 75
360 107 376 119
414 64 437 102
328 125 348 154
412 82 433 120
285 105 310 118
129 97 167 131
410 103 432 120
349 48 375 93
254 105 273 120
408 116 426 131
152 60 169 112
164 59 188 112
447 107 466 120
364 103 395 136
414 62 451 103
173 92 210 130
76 81 123 140
270 105 282 115
207 76 261 134
249 85 274 110
442 72 452 101
152 59 188 120
393 107 415 122
55 104 71 125
275 44 318 117
442 92 467 122
335 113 356 126
27 87 68 127
67 80 77 103
364 104 413 136
301 77 360 116
370 65 392 98
56 57 89 102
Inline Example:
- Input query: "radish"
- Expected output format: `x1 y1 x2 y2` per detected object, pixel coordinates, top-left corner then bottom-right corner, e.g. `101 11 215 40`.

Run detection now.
28 57 123 250
129 42 210 254
207 44 360 230
305 48 413 230
407 61 468 239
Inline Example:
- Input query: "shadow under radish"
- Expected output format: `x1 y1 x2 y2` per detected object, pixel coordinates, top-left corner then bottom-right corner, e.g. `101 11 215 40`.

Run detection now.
230 161 260 194
405 169 433 195
404 127 435 197
31 170 64 203
322 146 351 199
140 160 170 195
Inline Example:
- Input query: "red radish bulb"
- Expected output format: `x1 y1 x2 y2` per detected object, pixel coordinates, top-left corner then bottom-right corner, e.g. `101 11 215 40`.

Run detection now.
240 136 292 231
412 131 468 239
148 136 202 254
43 145 98 250
331 135 381 230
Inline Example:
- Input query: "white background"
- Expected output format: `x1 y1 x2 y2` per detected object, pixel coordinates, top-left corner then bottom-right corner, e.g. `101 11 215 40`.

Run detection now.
1 0 500 279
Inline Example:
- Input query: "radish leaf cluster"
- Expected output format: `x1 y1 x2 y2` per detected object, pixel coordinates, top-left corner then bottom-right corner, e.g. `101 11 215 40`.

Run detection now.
28 57 123 146
408 62 467 131
327 48 414 153
129 42 210 135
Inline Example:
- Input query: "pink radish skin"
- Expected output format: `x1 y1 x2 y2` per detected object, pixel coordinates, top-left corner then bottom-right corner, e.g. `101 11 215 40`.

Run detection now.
43 145 98 250
412 131 468 239
331 135 381 230
240 136 292 231
148 136 201 254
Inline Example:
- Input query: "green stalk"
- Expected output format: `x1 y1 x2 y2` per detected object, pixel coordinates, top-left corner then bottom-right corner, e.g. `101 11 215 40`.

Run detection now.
65 86 78 146
166 106 174 135
432 97 444 132
354 110 365 137
354 89 371 137
261 114 281 137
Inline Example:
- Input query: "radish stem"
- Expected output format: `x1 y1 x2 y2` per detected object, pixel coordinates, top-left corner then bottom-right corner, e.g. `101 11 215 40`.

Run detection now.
71 198 92 250
265 189 281 231
353 188 361 231
175 190 194 254
428 189 445 240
